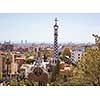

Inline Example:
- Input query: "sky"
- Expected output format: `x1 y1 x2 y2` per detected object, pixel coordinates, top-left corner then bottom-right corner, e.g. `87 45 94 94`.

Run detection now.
0 13 100 44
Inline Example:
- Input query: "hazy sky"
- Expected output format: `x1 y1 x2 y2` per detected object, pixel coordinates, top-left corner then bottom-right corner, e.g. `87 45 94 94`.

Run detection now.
0 13 100 43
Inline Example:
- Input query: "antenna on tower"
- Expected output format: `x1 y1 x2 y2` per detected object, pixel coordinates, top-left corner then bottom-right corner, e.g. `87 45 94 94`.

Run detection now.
55 17 58 25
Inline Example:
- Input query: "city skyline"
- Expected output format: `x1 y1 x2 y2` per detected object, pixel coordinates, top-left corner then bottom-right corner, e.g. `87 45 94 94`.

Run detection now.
0 13 100 43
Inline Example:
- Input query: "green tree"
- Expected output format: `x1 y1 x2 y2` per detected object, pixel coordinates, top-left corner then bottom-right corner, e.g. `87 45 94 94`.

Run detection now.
42 49 53 62
60 47 71 61
79 48 100 85
62 48 100 86
51 60 60 82
25 59 35 64
0 72 2 80
24 52 35 58
5 79 38 86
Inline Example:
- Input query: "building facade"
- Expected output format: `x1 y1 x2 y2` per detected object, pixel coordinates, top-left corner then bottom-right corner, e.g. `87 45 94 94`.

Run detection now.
71 48 85 63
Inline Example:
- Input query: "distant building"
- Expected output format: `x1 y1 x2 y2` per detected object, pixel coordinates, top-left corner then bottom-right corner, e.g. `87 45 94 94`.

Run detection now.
0 52 7 78
28 67 49 86
11 53 18 75
71 47 85 63
0 52 3 76
20 60 50 86
25 40 27 44
0 42 14 51
0 52 13 78
21 40 23 44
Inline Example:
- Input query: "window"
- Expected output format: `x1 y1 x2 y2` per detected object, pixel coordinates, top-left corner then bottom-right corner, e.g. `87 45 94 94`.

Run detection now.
78 57 80 59
78 54 80 56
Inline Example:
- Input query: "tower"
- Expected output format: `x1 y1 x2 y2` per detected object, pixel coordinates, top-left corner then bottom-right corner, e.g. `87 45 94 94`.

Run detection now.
53 18 59 64
21 40 23 44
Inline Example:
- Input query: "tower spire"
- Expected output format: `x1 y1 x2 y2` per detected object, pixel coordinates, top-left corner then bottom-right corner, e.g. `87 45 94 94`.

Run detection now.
52 18 59 64
55 17 58 25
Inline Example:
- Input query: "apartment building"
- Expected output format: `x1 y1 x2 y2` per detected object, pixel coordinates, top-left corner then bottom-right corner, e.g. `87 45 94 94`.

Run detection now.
71 48 85 63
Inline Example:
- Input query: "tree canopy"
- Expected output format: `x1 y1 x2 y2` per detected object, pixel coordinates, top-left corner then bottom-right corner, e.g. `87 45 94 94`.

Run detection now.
61 48 100 86
60 47 71 61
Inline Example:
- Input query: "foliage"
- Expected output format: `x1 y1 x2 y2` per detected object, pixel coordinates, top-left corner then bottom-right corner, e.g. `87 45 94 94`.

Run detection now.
24 52 35 58
49 48 100 86
49 81 61 86
61 48 100 86
0 72 2 80
25 59 35 64
5 79 38 86
4 48 100 86
50 60 60 82
42 49 52 62
79 48 100 85
60 47 71 61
